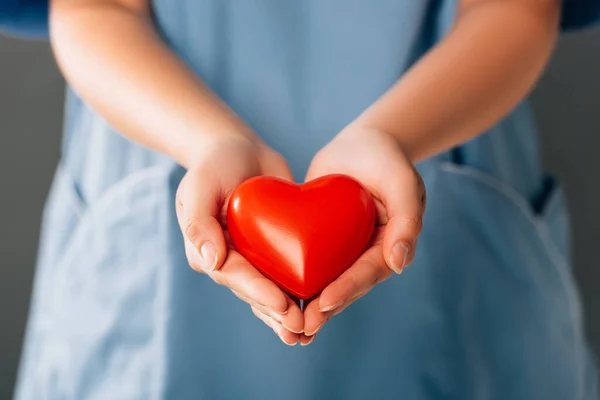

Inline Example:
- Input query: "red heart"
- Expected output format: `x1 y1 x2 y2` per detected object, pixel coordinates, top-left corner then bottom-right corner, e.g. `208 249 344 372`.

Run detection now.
226 174 376 300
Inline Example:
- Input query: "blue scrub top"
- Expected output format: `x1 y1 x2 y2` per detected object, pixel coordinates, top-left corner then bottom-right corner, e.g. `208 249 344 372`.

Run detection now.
2 0 599 38
13 1 600 399
0 0 48 38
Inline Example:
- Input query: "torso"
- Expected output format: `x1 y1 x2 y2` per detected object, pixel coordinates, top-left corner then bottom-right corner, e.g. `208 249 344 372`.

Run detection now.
15 1 598 399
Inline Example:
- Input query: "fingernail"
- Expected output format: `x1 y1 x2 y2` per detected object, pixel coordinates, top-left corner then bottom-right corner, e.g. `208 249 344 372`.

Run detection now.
280 336 296 346
199 242 217 271
282 321 303 334
300 334 317 346
390 242 409 274
319 301 343 313
278 331 297 346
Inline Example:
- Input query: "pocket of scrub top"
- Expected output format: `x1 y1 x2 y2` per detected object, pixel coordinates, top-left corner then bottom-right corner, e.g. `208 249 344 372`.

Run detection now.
14 164 88 400
417 161 586 400
436 161 572 271
432 160 583 336
38 164 178 399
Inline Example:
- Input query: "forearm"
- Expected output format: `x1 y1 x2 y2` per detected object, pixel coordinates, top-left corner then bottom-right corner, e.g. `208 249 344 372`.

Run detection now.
354 0 561 163
50 0 256 168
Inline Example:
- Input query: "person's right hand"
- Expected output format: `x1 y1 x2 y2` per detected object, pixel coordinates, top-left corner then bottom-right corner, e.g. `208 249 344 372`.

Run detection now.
176 136 304 345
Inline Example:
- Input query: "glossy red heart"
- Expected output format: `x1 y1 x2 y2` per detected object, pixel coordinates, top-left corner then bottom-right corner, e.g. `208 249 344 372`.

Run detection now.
226 174 376 300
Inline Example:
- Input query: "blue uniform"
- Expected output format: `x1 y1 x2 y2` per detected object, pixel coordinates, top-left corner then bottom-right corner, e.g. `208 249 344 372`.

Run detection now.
10 1 600 399
0 0 48 38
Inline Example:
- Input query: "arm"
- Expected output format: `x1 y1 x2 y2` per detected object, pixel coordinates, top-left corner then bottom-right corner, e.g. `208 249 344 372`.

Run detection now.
353 0 561 162
51 0 304 344
50 0 257 168
301 0 562 341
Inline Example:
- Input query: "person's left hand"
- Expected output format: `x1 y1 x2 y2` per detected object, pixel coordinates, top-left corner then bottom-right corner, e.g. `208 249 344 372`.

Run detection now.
298 126 426 346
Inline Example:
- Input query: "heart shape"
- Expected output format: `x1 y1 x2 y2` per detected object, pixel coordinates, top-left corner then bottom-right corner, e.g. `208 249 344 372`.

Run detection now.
226 174 376 300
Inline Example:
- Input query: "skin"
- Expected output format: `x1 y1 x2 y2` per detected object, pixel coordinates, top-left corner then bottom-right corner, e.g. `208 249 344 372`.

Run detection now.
50 0 561 346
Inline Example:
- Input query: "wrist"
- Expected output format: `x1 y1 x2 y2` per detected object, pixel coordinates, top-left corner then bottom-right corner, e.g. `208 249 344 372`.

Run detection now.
176 121 263 170
341 123 416 163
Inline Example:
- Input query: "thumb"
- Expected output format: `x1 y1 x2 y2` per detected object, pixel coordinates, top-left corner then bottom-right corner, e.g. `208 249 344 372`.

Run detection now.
381 170 426 274
176 170 228 273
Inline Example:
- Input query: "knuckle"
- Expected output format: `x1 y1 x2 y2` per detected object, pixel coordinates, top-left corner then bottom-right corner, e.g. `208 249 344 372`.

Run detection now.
336 275 360 296
368 270 381 288
184 216 216 245
371 265 390 287
398 215 423 234
361 255 389 287
183 216 201 239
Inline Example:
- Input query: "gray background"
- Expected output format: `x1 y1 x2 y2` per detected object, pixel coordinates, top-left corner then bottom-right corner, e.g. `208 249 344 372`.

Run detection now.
0 27 599 398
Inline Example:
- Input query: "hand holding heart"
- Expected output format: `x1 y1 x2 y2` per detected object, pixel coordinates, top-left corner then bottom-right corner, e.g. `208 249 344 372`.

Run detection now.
298 127 426 344
176 128 426 346
175 136 305 345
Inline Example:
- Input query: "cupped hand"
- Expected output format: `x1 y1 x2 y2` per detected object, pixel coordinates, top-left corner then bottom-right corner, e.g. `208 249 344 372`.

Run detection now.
299 127 426 345
175 136 303 345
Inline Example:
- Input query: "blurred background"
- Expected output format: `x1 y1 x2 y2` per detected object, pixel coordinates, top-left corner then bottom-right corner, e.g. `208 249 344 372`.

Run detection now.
0 27 599 398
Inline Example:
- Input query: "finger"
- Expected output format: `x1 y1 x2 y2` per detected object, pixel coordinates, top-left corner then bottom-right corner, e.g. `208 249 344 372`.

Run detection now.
176 170 227 272
232 290 304 334
303 284 375 339
178 197 210 270
209 251 289 314
318 245 392 313
381 165 426 274
303 296 333 337
254 301 303 334
303 290 364 338
251 306 299 346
